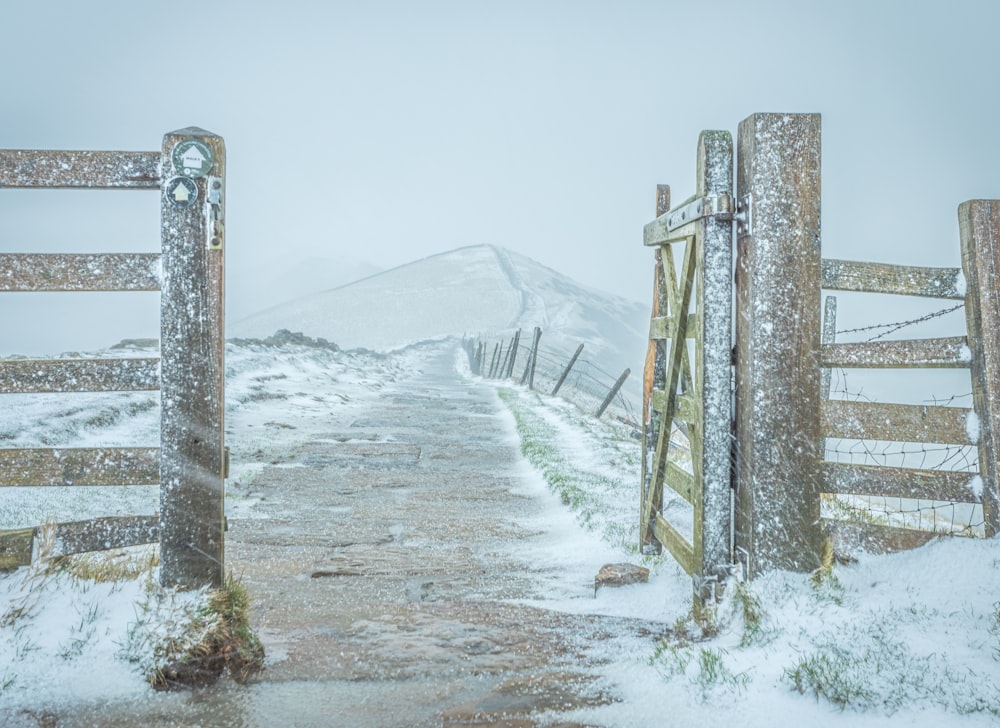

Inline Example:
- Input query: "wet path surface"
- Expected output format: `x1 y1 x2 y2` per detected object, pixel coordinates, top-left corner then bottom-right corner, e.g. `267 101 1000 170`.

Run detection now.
65 347 662 727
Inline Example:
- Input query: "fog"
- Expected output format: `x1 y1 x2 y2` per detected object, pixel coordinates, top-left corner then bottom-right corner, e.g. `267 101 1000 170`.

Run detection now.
2 1 998 354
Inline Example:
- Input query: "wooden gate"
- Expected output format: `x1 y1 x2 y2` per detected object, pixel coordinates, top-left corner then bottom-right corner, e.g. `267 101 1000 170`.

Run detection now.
0 128 226 589
640 130 733 603
644 113 1000 596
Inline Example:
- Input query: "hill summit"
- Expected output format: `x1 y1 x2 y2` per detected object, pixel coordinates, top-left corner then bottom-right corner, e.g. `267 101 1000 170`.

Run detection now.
229 245 649 376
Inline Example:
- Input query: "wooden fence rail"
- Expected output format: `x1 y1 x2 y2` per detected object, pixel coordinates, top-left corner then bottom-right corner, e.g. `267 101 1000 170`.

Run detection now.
0 129 227 589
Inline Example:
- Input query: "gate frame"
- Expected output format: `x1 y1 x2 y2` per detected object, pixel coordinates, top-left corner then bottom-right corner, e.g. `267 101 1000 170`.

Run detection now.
640 130 733 603
0 127 226 590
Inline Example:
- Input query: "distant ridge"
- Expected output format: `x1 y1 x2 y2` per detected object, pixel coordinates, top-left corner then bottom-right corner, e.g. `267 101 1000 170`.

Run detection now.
229 244 649 378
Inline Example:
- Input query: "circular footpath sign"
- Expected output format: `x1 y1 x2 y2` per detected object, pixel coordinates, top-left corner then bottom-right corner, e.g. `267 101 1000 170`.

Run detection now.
171 139 214 179
165 176 199 208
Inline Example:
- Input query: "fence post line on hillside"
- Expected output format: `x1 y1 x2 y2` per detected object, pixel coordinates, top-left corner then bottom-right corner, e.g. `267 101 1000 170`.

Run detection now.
528 327 542 389
520 327 541 387
734 113 824 577
159 127 226 589
498 341 510 380
551 343 584 396
596 368 630 418
506 329 521 378
488 343 500 378
958 200 1000 537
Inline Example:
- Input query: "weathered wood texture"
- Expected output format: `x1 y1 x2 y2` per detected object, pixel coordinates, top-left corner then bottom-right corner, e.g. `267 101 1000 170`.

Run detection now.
0 528 34 570
821 399 973 445
652 515 694 575
821 296 837 398
52 515 159 556
824 518 939 555
641 130 733 602
551 343 584 395
959 199 1000 536
505 329 521 378
735 113 824 576
520 327 542 388
0 358 159 393
595 368 631 418
0 516 159 570
820 462 979 502
821 336 970 369
822 258 964 299
159 127 226 589
0 253 161 292
0 447 160 486
0 150 160 189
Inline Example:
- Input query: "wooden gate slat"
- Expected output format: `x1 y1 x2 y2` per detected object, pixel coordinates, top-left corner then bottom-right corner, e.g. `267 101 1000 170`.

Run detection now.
652 515 694 575
820 462 979 502
0 447 160 486
821 399 973 445
0 358 159 393
0 253 161 292
822 258 965 300
52 515 159 556
824 518 941 555
0 150 160 189
822 336 970 369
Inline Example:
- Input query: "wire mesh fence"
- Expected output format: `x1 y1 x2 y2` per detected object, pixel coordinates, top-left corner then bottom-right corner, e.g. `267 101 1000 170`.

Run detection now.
822 298 985 538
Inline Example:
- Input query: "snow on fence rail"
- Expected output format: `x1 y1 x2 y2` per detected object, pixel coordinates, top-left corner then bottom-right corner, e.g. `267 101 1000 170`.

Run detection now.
0 129 227 590
462 329 636 426
643 112 1000 603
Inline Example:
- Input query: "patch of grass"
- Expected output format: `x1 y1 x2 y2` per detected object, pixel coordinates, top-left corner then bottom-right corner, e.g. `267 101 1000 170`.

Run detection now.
784 619 1000 716
808 538 845 606
55 546 160 584
732 580 769 648
650 640 750 699
125 572 265 690
497 388 633 545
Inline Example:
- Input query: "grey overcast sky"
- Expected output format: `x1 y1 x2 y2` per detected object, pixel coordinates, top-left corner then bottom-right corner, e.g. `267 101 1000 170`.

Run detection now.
2 0 999 354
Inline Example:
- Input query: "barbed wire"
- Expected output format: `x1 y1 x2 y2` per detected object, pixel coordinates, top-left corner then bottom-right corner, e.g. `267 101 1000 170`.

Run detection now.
835 302 965 341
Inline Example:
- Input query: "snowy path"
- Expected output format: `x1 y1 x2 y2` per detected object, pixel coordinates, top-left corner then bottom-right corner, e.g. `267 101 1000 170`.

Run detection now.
53 345 660 727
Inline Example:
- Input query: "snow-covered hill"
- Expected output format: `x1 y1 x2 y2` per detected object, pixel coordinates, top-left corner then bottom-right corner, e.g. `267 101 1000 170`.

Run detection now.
229 244 650 383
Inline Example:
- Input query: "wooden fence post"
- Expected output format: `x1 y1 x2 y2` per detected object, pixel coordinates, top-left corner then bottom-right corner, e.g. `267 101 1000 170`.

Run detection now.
159 127 226 589
488 343 500 378
959 200 1000 537
734 113 824 576
551 343 584 396
506 329 521 378
596 368 630 418
520 327 541 388
498 341 510 379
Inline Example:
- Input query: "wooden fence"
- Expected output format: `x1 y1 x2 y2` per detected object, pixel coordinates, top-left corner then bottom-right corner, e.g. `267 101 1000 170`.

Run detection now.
643 112 1000 600
0 128 227 589
463 329 633 423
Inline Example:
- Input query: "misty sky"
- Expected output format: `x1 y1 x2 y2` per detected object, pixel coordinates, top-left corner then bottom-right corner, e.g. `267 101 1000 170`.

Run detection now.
2 0 999 355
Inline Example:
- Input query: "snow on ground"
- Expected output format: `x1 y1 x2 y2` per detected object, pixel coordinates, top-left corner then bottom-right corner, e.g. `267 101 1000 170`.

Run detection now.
479 365 1000 727
1 338 999 726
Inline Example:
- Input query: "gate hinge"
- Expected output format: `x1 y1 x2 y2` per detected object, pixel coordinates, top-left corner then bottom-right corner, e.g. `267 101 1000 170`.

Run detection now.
735 194 752 237
665 192 735 231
